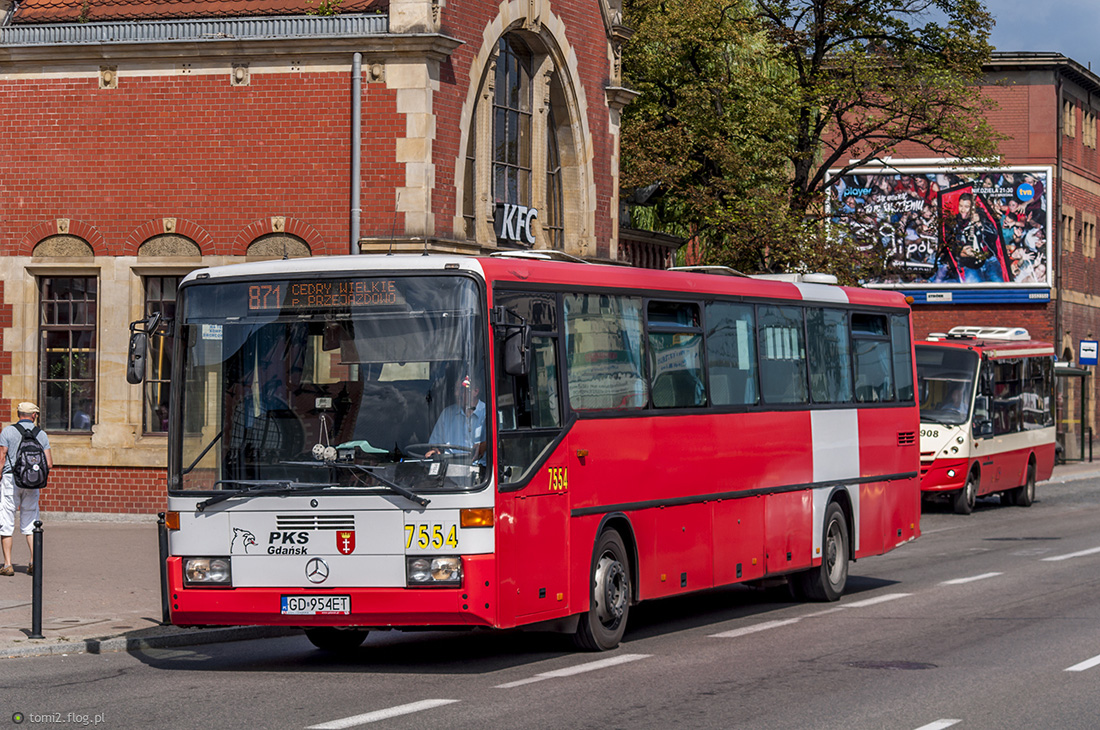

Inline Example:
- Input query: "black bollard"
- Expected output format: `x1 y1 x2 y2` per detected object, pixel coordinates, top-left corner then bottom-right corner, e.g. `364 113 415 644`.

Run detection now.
157 512 171 625
29 520 43 639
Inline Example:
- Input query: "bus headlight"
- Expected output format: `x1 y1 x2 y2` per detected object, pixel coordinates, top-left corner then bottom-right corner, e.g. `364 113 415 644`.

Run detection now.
406 556 462 587
184 557 232 586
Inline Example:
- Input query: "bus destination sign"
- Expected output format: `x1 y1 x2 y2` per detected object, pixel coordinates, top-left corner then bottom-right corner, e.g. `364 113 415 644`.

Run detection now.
248 279 400 310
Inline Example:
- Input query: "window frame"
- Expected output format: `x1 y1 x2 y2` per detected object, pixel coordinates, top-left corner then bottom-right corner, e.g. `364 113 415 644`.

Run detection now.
38 275 98 433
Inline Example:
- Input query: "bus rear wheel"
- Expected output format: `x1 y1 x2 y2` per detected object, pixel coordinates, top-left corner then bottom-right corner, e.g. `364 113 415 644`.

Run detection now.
953 472 978 515
791 502 848 602
304 627 369 653
574 530 631 651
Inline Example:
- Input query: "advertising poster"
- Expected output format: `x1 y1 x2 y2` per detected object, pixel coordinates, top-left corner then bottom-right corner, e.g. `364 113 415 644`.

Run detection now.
829 168 1051 288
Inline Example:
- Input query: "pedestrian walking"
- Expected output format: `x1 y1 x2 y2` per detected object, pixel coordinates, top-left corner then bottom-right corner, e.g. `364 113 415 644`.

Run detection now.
0 402 52 576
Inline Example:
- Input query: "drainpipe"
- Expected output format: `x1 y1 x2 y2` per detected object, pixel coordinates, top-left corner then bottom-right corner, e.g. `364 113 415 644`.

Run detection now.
1055 71 1063 355
351 52 363 254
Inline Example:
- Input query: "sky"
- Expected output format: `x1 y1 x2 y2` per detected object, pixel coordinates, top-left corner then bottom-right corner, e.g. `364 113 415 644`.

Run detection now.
987 0 1100 72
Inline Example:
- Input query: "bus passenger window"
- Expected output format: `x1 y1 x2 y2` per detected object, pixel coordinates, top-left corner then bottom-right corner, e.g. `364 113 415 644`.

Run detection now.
705 302 758 406
758 305 808 404
806 308 852 404
852 313 893 402
564 294 648 411
648 301 704 409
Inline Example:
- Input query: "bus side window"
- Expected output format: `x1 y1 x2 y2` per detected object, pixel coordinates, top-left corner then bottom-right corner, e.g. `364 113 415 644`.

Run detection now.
758 305 808 405
851 313 893 403
705 302 758 406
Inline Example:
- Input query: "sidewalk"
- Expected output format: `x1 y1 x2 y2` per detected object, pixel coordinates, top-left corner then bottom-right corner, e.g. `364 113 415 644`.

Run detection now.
0 517 296 659
4 458 1100 660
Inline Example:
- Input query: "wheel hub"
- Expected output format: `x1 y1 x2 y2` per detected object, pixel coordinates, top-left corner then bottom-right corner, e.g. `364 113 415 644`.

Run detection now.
594 555 627 625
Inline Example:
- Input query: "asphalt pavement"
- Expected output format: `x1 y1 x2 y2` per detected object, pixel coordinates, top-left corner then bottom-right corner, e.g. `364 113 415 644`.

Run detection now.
3 457 1099 660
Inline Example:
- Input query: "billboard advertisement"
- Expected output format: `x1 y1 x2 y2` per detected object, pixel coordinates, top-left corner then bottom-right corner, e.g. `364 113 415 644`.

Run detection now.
829 167 1052 290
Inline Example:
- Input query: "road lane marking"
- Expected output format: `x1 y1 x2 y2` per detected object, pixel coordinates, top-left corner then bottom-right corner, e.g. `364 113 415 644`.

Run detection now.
710 618 801 639
306 700 458 729
1065 653 1100 672
940 572 1002 585
913 721 960 730
494 654 650 688
1042 546 1100 562
711 593 911 638
843 592 911 608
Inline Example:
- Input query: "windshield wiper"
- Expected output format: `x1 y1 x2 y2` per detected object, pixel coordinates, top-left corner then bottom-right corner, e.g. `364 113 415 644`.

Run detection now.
279 461 431 507
196 479 336 511
181 432 222 475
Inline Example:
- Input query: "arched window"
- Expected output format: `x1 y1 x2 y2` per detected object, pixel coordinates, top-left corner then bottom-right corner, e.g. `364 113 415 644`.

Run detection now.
463 30 577 252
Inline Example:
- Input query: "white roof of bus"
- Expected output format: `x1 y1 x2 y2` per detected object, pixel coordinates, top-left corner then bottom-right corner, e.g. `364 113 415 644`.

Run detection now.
180 254 486 285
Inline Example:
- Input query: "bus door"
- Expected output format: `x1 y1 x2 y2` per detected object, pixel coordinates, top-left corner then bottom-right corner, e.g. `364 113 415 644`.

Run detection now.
494 290 569 621
972 358 997 490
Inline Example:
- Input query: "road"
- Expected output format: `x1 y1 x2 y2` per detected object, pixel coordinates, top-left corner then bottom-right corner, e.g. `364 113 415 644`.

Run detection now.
6 478 1100 730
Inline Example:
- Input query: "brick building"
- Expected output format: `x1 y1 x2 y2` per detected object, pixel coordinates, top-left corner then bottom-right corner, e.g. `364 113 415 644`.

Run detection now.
0 0 635 513
832 52 1100 452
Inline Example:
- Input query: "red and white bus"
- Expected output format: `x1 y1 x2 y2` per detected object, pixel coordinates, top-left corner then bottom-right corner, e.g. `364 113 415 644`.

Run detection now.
134 253 921 652
916 326 1056 514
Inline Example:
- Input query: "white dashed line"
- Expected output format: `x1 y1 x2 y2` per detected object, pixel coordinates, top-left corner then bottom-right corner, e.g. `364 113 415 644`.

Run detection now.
494 653 651 689
1065 653 1100 672
913 720 961 730
710 618 802 639
1042 546 1100 562
306 699 458 729
940 572 1002 585
842 592 912 608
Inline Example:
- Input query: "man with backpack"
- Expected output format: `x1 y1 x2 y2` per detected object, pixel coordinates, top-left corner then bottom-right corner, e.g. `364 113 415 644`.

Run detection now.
0 402 52 576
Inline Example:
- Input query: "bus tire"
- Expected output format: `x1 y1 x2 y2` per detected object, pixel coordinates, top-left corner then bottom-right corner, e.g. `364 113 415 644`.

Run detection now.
304 627 369 653
953 472 978 515
1010 461 1037 508
792 502 848 602
574 530 631 651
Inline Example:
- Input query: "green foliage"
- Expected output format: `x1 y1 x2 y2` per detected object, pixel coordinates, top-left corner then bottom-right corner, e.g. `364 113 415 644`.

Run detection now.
306 0 345 16
620 0 1001 280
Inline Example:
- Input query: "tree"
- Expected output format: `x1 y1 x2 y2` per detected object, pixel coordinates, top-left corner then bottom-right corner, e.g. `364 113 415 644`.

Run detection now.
621 0 1001 280
620 0 801 273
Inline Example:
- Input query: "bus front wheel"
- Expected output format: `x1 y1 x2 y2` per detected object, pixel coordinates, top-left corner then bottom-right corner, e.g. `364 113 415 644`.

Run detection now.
574 530 631 651
304 627 369 653
791 502 848 602
954 472 978 515
1007 462 1036 508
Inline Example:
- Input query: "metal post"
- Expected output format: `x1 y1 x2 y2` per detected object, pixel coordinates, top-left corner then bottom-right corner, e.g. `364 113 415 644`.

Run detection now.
157 512 171 625
29 520 43 639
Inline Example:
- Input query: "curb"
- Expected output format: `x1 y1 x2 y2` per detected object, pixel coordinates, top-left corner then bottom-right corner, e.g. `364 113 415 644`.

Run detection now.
3 625 300 659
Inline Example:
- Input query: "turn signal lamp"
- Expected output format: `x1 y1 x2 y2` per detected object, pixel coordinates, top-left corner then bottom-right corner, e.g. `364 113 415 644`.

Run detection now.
165 511 180 530
460 508 494 528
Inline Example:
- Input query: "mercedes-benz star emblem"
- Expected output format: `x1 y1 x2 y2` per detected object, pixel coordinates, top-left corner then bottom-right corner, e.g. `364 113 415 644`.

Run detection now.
305 557 330 584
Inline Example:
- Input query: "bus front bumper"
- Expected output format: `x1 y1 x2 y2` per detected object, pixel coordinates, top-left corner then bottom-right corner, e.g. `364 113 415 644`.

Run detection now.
919 458 969 493
166 554 498 629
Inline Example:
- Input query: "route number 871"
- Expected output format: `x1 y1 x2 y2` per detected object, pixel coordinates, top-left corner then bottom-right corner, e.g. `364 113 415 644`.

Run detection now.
405 523 459 550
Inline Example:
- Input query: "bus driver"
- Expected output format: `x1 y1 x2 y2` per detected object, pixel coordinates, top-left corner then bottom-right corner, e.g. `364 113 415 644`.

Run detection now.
425 372 486 460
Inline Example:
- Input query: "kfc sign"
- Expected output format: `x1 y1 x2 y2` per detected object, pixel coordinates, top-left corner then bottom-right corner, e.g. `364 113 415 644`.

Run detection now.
495 203 538 246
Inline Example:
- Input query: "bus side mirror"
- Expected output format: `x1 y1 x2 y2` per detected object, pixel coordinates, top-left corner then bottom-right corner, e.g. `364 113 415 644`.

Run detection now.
127 312 162 385
493 305 530 377
503 324 530 377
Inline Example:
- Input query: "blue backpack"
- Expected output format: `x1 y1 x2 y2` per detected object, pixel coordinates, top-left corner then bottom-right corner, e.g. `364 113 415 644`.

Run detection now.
11 424 48 490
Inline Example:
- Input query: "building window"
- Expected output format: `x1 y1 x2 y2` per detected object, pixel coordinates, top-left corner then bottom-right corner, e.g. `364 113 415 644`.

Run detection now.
1064 100 1077 138
144 275 180 434
545 102 564 249
39 277 97 432
493 37 533 207
462 30 583 252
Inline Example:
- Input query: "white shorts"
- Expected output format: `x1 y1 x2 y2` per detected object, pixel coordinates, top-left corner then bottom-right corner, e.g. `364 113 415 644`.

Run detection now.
0 472 40 536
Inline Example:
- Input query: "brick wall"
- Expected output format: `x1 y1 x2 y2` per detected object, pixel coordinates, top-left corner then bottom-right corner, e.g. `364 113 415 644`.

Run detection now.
40 467 167 515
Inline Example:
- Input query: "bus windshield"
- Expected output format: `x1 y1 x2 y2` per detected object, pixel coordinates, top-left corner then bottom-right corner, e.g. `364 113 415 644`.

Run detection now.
915 345 978 426
173 274 487 493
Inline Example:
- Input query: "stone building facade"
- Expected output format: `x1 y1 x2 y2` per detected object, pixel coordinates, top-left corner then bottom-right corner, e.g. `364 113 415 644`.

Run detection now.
0 0 633 513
